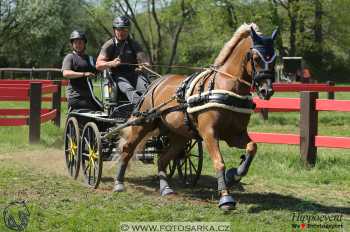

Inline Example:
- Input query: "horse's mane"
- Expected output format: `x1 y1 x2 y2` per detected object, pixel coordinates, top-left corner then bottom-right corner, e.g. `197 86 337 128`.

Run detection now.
214 23 260 66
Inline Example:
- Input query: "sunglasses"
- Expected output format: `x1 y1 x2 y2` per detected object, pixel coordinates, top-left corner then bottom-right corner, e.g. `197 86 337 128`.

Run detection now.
114 28 129 32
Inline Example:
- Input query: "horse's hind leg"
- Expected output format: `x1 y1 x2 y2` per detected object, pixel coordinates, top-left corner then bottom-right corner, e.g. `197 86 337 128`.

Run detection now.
226 133 257 187
157 134 187 196
113 123 154 192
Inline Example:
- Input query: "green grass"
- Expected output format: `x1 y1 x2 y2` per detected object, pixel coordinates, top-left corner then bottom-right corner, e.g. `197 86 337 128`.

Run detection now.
0 144 349 231
0 101 66 152
0 89 349 231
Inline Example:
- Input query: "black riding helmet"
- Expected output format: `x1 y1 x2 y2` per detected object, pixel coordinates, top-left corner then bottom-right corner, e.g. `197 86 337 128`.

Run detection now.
112 16 131 29
70 30 87 43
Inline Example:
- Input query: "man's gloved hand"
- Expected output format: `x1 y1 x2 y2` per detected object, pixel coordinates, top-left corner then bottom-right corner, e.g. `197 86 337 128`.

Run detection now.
136 62 150 71
109 58 121 68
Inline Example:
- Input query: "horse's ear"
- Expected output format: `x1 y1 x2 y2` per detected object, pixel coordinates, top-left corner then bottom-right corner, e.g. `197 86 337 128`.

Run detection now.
271 27 279 41
251 26 261 43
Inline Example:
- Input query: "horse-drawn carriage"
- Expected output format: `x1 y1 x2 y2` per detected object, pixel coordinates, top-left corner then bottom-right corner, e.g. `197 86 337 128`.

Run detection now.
64 23 278 211
276 56 312 83
63 71 203 189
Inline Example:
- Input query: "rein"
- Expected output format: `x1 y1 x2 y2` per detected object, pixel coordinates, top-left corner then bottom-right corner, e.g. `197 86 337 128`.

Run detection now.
123 62 253 88
209 67 252 87
102 60 256 138
115 62 255 120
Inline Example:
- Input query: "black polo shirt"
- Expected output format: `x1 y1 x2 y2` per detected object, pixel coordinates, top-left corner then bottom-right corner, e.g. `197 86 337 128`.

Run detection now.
98 37 143 74
61 52 96 101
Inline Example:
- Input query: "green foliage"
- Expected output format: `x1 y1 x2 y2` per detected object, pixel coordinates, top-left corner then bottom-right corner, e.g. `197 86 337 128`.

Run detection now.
1 0 350 81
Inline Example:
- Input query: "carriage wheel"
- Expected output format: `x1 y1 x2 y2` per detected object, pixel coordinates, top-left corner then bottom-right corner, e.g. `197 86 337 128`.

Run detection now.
166 159 178 178
80 122 103 189
64 117 80 179
177 139 203 186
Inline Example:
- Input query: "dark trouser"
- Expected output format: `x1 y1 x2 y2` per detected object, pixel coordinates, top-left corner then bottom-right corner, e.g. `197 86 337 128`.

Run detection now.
115 73 149 105
68 96 102 111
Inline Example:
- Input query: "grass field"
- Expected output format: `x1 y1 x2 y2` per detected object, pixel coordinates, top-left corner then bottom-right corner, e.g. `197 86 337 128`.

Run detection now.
0 89 349 231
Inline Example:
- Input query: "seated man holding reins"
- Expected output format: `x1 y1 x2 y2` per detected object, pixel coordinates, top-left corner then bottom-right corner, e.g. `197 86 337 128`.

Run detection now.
96 15 150 106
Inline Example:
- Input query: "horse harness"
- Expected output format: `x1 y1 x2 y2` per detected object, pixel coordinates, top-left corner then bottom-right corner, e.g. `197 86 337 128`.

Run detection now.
131 67 256 138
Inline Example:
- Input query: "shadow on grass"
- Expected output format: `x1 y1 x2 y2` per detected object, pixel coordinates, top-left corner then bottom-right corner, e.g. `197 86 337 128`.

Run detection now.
125 174 350 215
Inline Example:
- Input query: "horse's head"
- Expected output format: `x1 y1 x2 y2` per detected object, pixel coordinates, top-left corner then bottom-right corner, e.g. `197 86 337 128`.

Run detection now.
248 27 278 100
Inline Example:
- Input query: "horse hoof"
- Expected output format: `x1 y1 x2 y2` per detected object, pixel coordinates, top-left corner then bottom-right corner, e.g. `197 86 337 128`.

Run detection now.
225 168 241 187
113 183 125 192
160 186 175 196
218 195 236 211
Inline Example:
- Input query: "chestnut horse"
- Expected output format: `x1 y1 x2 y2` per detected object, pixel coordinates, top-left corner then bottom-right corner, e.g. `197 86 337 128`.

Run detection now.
114 23 278 211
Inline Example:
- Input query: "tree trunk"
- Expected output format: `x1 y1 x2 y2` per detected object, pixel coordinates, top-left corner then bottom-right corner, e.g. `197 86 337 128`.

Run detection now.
314 0 323 49
289 0 300 56
166 0 187 73
289 11 297 56
277 0 300 56
271 0 286 57
151 0 163 70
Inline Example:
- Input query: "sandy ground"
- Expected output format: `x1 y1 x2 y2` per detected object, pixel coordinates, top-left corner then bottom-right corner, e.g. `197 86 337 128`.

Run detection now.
1 148 349 210
0 148 67 176
0 148 168 193
0 148 218 202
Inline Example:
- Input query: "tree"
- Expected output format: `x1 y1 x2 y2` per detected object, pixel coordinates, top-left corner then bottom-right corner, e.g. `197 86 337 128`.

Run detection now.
275 0 301 56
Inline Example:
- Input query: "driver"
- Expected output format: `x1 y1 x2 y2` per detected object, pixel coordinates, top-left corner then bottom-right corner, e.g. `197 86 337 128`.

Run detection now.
96 15 150 105
62 30 102 111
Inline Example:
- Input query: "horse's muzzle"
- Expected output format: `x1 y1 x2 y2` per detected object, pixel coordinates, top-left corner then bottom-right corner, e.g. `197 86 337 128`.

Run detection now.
258 85 274 100
254 73 275 100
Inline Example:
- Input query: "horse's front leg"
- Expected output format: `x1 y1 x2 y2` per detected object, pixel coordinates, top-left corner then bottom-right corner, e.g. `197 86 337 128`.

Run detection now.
201 131 236 211
226 133 257 187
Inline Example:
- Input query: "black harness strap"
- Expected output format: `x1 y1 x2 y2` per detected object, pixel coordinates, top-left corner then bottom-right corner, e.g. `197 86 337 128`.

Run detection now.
174 71 215 138
175 72 199 103
187 92 256 110
132 76 169 117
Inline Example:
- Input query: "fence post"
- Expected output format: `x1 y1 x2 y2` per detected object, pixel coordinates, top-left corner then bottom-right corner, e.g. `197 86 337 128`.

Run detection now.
260 109 268 120
326 81 335 99
52 80 61 127
300 91 318 167
29 83 42 143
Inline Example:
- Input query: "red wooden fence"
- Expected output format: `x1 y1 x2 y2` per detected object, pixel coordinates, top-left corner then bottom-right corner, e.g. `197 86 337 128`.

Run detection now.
0 79 68 102
272 83 350 93
0 79 349 163
257 82 350 119
0 81 62 143
252 92 350 166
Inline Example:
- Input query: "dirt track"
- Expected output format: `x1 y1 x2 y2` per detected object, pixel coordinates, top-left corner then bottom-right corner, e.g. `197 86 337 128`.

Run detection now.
0 149 66 175
0 148 121 184
0 148 218 202
0 148 167 193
